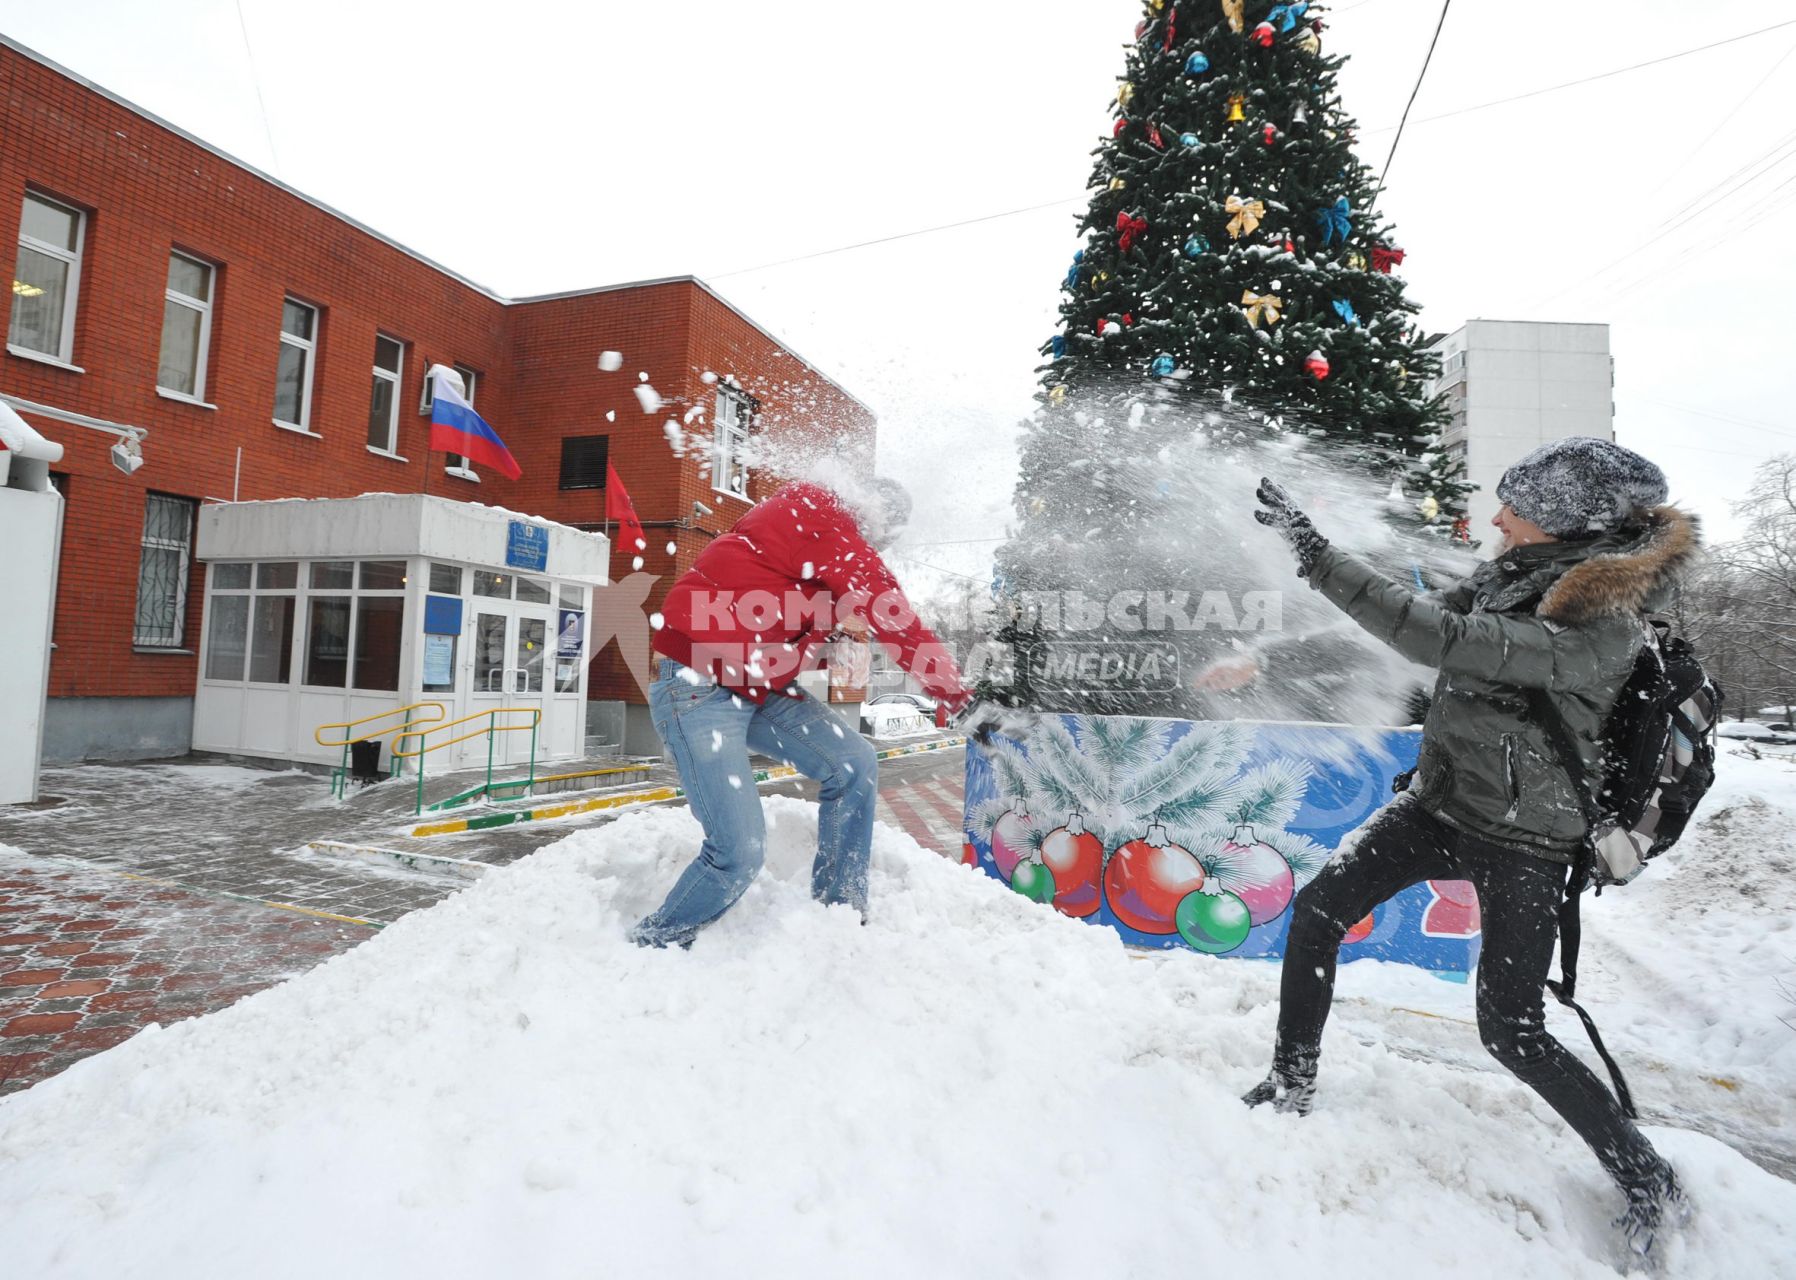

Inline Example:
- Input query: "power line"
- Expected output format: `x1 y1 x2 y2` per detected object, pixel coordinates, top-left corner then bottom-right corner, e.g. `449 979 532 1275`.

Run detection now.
706 17 1796 281
1644 36 1796 200
1375 17 1796 134
1376 0 1454 192
1625 397 1794 439
232 0 281 176
708 196 1082 280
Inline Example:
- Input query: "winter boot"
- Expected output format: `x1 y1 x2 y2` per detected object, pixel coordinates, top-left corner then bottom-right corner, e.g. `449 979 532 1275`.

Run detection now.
1616 1160 1691 1266
1241 1071 1315 1116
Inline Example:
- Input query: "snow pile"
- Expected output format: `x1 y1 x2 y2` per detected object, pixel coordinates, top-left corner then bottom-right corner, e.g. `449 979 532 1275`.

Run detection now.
2 796 1793 1278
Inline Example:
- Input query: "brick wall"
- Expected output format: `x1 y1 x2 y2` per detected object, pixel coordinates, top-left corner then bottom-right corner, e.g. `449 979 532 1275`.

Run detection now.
2 41 873 711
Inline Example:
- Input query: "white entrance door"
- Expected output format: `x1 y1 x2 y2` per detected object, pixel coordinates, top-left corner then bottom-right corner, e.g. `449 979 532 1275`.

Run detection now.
468 606 549 768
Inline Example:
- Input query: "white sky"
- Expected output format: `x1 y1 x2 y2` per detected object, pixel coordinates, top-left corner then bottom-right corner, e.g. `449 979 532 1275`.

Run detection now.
6 0 1795 589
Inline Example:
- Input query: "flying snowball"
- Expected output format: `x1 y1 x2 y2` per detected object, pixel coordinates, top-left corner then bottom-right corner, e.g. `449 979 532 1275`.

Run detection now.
634 385 663 414
597 351 623 372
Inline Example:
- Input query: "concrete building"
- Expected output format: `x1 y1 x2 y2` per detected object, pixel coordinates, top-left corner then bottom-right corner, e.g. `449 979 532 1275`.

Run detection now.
1 34 874 769
1427 320 1615 541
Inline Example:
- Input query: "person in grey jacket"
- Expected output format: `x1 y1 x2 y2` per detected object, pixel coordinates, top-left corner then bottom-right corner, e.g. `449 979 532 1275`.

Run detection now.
1244 437 1700 1263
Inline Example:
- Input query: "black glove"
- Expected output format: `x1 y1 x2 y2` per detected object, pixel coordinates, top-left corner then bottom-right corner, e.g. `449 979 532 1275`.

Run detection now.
954 701 1040 747
1254 477 1330 578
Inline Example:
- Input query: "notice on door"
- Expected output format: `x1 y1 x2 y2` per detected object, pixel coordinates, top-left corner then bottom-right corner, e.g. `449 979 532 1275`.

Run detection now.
423 633 456 687
558 609 585 657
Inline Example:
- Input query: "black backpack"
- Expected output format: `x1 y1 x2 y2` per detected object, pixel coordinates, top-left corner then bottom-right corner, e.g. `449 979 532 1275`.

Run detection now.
1533 618 1723 1118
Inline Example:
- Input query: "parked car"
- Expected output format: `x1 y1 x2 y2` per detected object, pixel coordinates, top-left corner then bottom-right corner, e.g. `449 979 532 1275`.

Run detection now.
866 692 934 714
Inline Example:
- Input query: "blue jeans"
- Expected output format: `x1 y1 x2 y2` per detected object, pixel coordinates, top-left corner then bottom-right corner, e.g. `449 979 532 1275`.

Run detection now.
630 659 879 948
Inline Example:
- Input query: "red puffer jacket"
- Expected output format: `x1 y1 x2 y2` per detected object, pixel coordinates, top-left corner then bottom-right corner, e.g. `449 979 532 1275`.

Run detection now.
651 482 971 710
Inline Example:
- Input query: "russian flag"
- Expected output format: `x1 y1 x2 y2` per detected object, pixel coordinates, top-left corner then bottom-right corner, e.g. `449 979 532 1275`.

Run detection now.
428 365 521 480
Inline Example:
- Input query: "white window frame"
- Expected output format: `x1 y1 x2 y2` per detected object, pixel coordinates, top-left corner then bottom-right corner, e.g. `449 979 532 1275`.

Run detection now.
712 384 753 500
133 494 196 649
274 297 319 433
10 190 85 366
442 364 481 480
367 332 405 457
157 250 214 403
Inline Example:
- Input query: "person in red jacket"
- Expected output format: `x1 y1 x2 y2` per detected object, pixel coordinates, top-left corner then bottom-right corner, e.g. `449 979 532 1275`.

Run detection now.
631 477 972 948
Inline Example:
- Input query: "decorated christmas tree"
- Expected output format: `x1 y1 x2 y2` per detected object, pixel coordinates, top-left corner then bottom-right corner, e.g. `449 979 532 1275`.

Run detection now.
989 0 1466 716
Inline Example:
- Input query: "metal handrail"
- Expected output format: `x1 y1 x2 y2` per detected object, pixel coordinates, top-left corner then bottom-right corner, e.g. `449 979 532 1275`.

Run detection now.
314 701 447 798
390 707 542 816
314 701 448 748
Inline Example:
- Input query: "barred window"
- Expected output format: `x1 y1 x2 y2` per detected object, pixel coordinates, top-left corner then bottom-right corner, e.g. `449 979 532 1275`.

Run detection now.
134 494 196 647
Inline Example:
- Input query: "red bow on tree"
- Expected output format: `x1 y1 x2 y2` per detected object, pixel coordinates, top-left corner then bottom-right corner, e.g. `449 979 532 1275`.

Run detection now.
1147 123 1166 149
1117 211 1148 252
1163 12 1177 51
1372 244 1407 273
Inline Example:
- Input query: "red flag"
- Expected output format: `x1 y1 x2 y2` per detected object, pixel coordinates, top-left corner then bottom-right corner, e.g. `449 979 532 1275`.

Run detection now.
606 460 647 563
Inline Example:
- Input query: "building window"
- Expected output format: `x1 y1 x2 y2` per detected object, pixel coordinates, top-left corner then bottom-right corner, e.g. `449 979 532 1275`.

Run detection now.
274 298 318 430
440 366 481 477
134 494 196 647
300 559 408 690
158 252 214 398
368 334 404 454
713 385 754 499
10 191 85 362
559 434 608 489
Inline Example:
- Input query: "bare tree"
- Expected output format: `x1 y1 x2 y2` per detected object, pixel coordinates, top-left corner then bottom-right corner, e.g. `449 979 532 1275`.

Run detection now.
1709 455 1796 721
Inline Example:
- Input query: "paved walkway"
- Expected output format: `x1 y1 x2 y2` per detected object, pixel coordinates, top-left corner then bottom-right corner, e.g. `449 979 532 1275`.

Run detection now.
0 740 969 1096
0 848 368 1096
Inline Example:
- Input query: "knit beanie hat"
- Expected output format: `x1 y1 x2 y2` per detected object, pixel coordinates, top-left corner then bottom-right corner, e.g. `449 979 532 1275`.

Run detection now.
1495 437 1668 537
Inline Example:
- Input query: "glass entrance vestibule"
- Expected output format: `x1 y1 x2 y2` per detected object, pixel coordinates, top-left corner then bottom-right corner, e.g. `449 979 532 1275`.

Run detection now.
192 494 610 772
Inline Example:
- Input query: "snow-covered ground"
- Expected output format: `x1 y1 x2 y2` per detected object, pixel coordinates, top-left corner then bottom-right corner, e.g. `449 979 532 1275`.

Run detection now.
1 751 1792 1278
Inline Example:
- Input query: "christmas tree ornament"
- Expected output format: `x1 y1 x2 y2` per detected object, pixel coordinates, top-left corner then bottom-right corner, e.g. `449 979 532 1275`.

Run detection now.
1039 812 1104 918
1163 12 1178 51
1282 234 1296 253
1050 334 1067 358
1297 29 1321 54
1267 1 1310 32
1150 354 1176 377
1148 0 1164 11
1305 349 1331 379
1184 51 1211 76
1104 823 1206 934
1251 20 1276 47
1222 0 1245 34
1048 386 1067 405
1290 104 1310 134
1372 243 1407 273
1226 93 1247 123
1332 298 1359 326
1314 196 1352 245
1099 319 1123 336
1175 887 1253 954
1346 249 1368 271
1179 131 1200 147
1240 289 1284 327
1113 118 1128 139
1215 824 1295 927
1109 177 1128 191
1116 210 1149 252
1064 249 1084 289
1117 81 1137 108
1135 19 1148 39
1183 234 1210 257
1224 194 1265 237
1011 858 1057 905
1147 123 1166 149
990 799 1033 881
1263 123 1278 145
1420 494 1440 521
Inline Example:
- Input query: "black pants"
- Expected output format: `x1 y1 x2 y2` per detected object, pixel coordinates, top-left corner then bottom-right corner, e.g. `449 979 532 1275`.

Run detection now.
1274 796 1663 1190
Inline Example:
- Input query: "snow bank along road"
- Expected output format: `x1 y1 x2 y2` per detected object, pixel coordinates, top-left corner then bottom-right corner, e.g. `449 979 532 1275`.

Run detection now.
0 753 1792 1278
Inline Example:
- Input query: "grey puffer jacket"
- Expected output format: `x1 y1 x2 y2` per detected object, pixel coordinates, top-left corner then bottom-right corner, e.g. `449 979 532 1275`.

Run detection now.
1305 507 1701 862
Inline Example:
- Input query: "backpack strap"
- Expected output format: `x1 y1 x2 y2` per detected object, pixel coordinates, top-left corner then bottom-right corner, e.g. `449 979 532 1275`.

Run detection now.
1527 687 1641 1121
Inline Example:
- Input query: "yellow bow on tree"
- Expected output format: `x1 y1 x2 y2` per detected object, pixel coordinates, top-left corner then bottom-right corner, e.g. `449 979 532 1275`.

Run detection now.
1241 289 1284 328
1223 0 1245 34
1225 195 1265 239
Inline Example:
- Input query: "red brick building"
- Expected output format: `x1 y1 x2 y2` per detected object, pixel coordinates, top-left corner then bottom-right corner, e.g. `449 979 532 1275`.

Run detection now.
1 34 875 761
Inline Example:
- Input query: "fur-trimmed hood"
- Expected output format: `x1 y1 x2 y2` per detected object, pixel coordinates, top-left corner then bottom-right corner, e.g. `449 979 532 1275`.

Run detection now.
1538 505 1701 625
